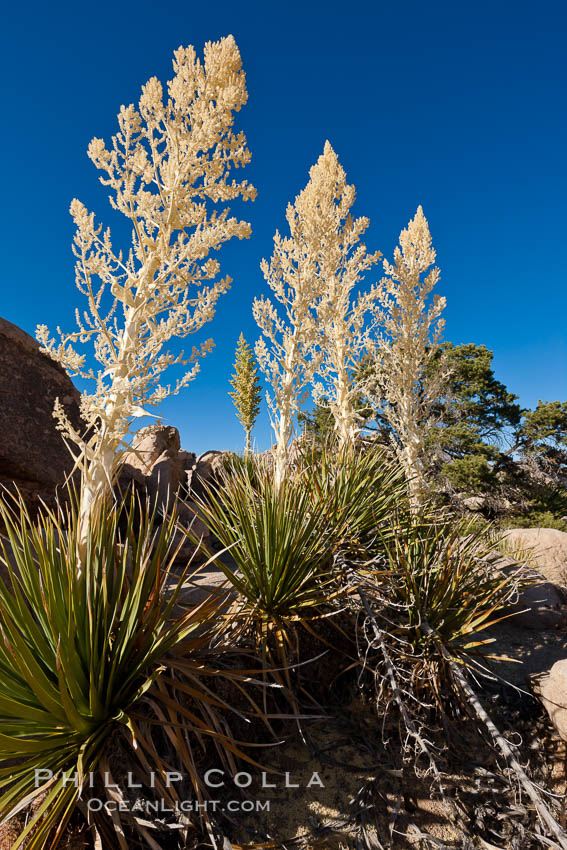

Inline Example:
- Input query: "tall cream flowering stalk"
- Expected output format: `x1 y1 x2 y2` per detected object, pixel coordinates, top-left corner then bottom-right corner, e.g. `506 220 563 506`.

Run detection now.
373 206 447 508
37 36 256 566
309 142 382 445
253 155 329 486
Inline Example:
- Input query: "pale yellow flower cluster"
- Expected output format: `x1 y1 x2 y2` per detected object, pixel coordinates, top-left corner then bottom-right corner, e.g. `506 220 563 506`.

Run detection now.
37 32 446 533
254 141 382 483
373 206 447 506
255 152 445 493
37 35 255 556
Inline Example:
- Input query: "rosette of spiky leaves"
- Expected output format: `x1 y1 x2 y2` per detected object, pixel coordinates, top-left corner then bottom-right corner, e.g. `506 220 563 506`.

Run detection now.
192 457 336 625
0 493 264 850
360 514 519 697
188 456 346 715
297 439 408 558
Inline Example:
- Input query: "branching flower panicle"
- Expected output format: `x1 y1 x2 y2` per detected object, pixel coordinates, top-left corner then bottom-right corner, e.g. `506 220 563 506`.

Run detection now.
308 142 382 445
36 36 256 560
254 141 381 480
371 205 447 507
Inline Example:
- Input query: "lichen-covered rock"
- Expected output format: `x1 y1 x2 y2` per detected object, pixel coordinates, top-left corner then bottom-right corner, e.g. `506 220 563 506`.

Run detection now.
0 316 83 510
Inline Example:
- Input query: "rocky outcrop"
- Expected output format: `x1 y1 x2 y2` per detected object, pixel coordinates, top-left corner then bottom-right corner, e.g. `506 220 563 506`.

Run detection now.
532 659 567 741
489 529 567 630
507 580 567 630
120 425 195 514
487 529 567 742
0 317 83 511
118 427 226 563
461 495 486 513
187 450 229 500
170 499 211 567
502 528 567 587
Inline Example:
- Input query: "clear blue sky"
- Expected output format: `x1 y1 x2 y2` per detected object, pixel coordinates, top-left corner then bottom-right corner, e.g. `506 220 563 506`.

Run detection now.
1 0 565 454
